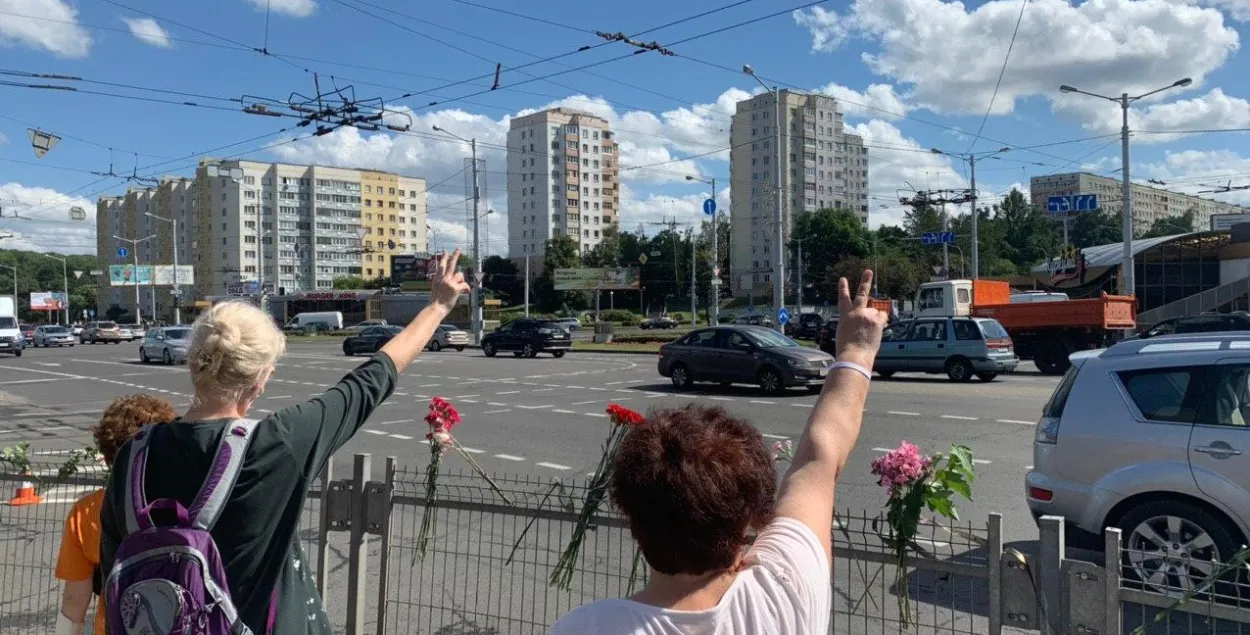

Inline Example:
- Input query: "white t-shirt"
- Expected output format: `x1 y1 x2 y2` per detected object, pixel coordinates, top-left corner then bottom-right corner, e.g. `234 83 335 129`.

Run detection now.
547 517 831 635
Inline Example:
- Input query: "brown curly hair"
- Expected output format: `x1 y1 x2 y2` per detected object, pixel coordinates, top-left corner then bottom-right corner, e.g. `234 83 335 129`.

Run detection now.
91 394 178 466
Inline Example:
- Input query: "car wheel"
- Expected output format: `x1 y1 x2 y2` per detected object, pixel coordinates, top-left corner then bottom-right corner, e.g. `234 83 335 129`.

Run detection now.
343 342 353 356
456 347 465 352
758 367 784 395
430 340 442 352
163 349 173 365
139 348 150 364
553 350 566 358
976 372 998 382
13 349 20 357
807 385 823 394
876 370 895 379
670 363 693 389
522 343 536 358
1119 500 1242 598
483 341 497 357
945 357 974 382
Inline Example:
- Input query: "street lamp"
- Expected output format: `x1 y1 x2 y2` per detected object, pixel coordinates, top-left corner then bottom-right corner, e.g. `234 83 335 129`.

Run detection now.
743 64 785 333
146 212 182 324
432 125 484 345
686 175 721 325
1057 77 1192 295
113 235 157 323
930 147 1010 279
41 254 69 325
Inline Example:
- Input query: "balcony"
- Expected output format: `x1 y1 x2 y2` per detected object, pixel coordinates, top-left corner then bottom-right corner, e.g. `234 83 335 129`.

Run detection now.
602 187 615 196
566 174 580 185
566 147 579 158
565 133 579 143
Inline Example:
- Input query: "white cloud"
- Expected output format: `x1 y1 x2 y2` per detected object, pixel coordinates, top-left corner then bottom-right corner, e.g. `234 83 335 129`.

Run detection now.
0 133 7 145
1057 88 1250 143
1199 0 1250 21
122 17 172 48
794 0 1239 118
847 120 967 228
1137 149 1250 207
793 7 850 52
0 0 91 57
815 82 909 120
243 0 316 17
0 183 96 255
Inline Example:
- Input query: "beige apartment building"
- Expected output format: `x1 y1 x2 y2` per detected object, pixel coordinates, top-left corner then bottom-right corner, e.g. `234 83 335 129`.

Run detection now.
1029 172 1250 234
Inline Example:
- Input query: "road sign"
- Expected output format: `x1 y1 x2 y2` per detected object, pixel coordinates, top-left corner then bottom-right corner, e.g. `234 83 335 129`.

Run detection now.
1046 194 1098 214
638 253 649 265
702 198 716 216
471 271 484 286
117 246 129 258
748 301 755 312
73 270 83 279
90 269 103 276
920 232 955 245
712 266 720 277
778 307 790 325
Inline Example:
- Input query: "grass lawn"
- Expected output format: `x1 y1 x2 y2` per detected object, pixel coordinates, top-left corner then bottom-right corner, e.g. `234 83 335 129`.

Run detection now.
572 341 662 353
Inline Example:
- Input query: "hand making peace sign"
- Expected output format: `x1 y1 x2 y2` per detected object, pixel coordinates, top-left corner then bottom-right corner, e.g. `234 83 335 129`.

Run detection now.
834 270 889 368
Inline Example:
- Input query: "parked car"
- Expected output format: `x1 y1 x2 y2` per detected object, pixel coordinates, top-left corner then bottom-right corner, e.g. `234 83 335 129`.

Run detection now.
82 321 123 344
347 319 388 334
343 325 403 356
553 316 582 332
139 326 191 364
731 314 774 328
658 325 835 395
70 324 84 337
427 324 469 352
1026 332 1250 593
19 324 35 342
872 316 1018 382
640 316 679 330
1138 312 1250 339
33 325 75 347
481 319 572 358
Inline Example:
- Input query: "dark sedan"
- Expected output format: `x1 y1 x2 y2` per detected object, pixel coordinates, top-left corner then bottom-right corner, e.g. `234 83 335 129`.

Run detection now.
658 325 835 395
343 325 403 356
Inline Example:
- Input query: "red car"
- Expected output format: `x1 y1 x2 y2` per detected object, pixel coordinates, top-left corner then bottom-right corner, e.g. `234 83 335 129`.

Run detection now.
19 324 35 342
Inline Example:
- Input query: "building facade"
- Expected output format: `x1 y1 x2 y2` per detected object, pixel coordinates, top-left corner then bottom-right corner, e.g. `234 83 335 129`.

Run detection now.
729 90 868 298
1029 172 1250 234
96 160 427 321
507 108 619 259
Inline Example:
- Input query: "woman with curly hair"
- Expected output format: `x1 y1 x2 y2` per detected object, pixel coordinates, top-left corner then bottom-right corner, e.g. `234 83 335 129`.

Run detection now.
53 394 177 635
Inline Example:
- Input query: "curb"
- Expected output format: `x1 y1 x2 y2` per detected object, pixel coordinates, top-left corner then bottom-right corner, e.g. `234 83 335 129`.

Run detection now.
462 345 662 356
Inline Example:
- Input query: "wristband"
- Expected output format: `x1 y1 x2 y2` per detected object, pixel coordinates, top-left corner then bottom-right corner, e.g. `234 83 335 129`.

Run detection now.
830 360 872 381
55 612 83 635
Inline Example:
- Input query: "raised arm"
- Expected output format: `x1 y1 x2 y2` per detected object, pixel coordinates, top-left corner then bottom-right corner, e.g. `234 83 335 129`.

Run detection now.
774 270 887 561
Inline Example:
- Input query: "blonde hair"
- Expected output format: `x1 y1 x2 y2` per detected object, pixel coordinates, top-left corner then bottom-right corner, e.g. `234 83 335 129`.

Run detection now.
188 301 285 405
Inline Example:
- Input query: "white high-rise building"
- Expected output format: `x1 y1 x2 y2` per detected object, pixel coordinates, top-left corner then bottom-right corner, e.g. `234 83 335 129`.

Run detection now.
728 90 869 298
507 108 620 259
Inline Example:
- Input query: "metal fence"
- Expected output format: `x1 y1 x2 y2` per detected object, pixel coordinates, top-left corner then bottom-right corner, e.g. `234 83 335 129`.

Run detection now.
5 456 1250 635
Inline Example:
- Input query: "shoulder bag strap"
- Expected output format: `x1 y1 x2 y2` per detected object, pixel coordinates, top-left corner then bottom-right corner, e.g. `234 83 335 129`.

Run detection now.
188 418 261 531
122 426 157 534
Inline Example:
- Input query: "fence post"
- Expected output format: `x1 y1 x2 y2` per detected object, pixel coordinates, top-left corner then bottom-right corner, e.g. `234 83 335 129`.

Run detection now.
1103 527 1123 635
988 512 1002 635
1038 515 1067 635
345 454 371 635
373 457 397 635
315 459 333 596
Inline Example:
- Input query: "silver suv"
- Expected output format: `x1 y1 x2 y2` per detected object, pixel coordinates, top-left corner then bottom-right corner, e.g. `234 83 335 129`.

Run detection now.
1026 333 1250 591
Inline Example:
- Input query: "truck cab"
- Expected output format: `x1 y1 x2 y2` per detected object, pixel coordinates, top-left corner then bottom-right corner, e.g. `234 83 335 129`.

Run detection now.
913 279 1011 318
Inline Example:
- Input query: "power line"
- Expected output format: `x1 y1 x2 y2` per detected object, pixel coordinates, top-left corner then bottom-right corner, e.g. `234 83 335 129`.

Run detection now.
963 0 1029 153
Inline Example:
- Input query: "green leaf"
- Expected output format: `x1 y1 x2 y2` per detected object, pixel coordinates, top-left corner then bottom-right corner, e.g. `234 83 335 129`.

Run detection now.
928 495 955 520
947 475 973 501
949 444 975 476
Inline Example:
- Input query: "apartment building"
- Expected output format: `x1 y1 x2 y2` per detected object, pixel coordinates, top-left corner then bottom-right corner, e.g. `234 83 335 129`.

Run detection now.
729 90 868 298
507 108 620 259
96 160 427 320
1029 172 1250 234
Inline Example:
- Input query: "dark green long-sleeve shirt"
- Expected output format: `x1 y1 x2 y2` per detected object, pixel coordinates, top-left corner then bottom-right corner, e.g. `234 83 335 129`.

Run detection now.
100 353 398 634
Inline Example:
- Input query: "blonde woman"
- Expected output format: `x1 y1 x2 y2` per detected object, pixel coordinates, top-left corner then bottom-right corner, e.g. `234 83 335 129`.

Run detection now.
99 251 469 635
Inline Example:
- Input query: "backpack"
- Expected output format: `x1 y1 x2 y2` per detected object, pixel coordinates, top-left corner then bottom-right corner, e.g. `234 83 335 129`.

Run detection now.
105 419 260 635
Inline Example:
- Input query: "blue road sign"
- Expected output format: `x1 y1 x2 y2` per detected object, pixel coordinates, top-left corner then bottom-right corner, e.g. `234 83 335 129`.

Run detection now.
117 246 129 258
1046 194 1098 214
702 198 717 216
778 307 790 325
747 301 755 313
921 231 956 245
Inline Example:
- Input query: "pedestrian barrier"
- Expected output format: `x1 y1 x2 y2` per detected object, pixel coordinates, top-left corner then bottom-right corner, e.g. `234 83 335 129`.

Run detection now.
4 457 1250 635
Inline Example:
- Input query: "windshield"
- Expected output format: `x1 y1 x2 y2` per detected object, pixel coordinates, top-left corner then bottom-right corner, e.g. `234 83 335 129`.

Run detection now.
44 327 68 333
0 317 17 329
99 322 117 329
166 328 191 340
747 328 800 348
976 319 1010 339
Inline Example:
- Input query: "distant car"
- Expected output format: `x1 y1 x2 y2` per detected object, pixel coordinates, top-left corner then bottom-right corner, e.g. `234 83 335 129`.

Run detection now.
787 313 825 340
731 315 774 328
343 325 403 356
139 326 191 364
640 316 679 330
19 324 35 342
481 319 572 358
873 317 1018 382
70 324 84 337
1137 312 1250 339
816 319 840 355
347 319 388 334
428 324 469 352
553 317 582 332
658 325 835 395
33 325 75 347
82 321 123 344
123 323 146 341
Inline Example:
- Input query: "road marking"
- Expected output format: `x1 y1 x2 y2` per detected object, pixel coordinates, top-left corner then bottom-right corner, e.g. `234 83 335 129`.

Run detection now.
998 419 1036 425
761 433 789 440
390 434 413 440
941 415 978 421
584 412 608 418
34 362 61 367
256 408 272 413
791 403 814 409
393 392 408 396
417 383 441 388
571 400 602 406
487 402 508 407
533 388 555 392
564 386 584 390
267 395 293 400
497 390 520 395
553 409 575 414
483 409 512 414
461 399 480 403
709 397 734 401
887 411 920 416
606 381 626 385
460 447 485 454
455 394 481 399
973 459 992 465
750 400 776 405
366 430 387 436
517 404 552 410
536 462 571 471
1026 465 1034 470
379 419 413 426
495 454 525 461
0 378 61 384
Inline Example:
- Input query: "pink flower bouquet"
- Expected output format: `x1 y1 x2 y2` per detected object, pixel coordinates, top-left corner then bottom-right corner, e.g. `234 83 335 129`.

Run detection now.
871 441 976 627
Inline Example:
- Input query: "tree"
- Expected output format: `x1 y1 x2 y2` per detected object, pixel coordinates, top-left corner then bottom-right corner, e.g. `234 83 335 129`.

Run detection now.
582 226 623 267
535 235 587 312
995 189 1060 274
792 208 873 303
332 276 367 290
1140 209 1196 238
1069 208 1124 249
482 255 524 306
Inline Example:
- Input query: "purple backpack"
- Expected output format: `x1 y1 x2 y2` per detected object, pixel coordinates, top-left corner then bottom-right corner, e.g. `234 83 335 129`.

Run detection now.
105 419 260 635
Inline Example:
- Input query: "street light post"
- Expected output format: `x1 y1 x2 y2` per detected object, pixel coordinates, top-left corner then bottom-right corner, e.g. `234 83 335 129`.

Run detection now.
686 175 720 325
744 65 785 333
1058 77 1192 295
113 235 157 323
930 147 1011 279
433 125 484 345
146 212 181 324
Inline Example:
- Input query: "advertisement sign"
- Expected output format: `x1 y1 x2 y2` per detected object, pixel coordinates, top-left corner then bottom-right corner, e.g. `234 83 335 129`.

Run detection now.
30 292 67 311
553 267 641 291
391 254 437 291
1047 246 1086 286
109 265 153 286
153 265 196 285
1211 213 1250 232
298 290 377 301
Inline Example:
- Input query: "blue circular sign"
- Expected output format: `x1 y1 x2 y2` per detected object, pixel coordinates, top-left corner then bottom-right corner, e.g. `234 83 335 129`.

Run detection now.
702 198 716 216
778 307 790 325
117 246 129 258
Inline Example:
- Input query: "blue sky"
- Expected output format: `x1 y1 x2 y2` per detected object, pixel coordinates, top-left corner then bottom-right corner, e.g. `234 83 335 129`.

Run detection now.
2 0 1249 255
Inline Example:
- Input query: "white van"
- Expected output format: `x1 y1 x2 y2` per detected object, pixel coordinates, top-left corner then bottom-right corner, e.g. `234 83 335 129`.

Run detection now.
284 311 344 332
0 295 21 356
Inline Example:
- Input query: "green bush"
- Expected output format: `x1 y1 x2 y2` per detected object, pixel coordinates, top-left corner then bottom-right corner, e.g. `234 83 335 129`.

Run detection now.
613 333 684 344
597 309 640 326
500 312 556 325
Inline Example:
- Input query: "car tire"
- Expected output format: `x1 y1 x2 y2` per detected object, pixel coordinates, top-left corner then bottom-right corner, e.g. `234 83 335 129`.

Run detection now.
758 367 784 396
163 349 173 365
670 363 693 389
945 357 974 382
483 342 497 357
522 343 536 358
456 347 465 352
1118 500 1243 598
807 385 823 394
552 350 566 358
139 348 150 364
343 342 353 356
13 349 20 357
876 370 895 379
976 372 998 382
430 340 442 352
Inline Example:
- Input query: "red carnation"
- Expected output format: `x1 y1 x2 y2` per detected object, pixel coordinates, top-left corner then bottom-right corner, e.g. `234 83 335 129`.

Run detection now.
606 403 644 427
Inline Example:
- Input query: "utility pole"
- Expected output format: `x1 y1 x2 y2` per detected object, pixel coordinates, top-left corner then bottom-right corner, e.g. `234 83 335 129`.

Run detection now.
113 235 156 323
898 189 973 280
686 175 719 325
930 147 1010 279
744 65 785 333
689 228 697 326
524 254 530 317
433 126 483 345
796 240 804 312
146 213 180 324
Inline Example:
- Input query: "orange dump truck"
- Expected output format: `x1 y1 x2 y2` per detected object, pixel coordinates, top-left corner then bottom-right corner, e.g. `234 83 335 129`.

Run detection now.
913 279 1136 375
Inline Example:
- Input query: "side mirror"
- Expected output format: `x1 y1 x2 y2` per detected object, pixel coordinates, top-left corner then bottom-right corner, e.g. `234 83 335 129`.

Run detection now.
735 341 754 351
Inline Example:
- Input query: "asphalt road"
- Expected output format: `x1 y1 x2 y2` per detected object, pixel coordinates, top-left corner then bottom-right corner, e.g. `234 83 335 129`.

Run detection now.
0 339 1058 543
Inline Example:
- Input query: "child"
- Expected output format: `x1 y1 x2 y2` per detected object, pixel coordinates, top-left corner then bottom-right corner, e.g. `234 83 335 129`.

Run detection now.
53 394 177 635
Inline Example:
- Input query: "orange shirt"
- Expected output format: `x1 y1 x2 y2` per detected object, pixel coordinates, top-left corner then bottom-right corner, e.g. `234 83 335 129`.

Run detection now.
53 488 107 635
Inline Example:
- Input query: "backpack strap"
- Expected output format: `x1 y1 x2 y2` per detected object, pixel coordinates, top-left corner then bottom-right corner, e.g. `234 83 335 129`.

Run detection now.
122 426 157 534
188 418 260 531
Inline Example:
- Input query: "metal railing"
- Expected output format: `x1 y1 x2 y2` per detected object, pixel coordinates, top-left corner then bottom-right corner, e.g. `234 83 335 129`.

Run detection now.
1137 278 1250 325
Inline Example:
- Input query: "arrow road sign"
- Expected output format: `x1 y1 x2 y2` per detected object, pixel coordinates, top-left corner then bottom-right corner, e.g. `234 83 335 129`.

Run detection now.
117 246 129 258
778 307 790 325
920 232 956 245
1047 194 1098 214
702 198 717 216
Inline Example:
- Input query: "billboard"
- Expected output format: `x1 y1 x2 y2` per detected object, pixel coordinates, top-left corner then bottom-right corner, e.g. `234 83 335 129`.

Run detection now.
109 265 153 286
1211 213 1250 232
153 265 196 285
391 254 437 291
553 267 641 291
30 292 67 311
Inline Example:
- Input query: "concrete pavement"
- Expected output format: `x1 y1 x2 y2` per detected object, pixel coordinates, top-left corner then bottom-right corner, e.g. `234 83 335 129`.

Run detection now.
0 340 1057 542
